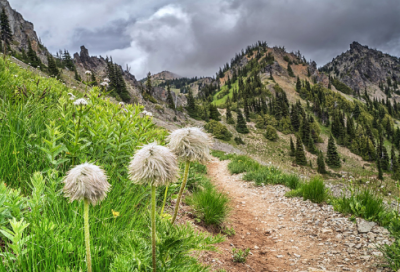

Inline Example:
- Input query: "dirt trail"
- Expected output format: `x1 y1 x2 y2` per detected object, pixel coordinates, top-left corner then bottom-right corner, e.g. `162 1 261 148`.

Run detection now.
200 158 392 272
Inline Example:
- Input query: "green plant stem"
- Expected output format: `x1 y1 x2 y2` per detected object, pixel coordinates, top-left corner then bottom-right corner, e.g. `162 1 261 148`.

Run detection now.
84 199 92 272
171 161 190 224
72 107 82 166
160 185 169 216
151 185 157 272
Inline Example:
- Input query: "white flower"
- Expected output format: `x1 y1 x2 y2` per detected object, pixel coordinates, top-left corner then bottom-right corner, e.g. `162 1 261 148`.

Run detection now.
103 78 110 82
141 110 153 117
67 93 76 100
85 70 92 75
63 162 111 205
14 75 17 77
100 82 109 87
118 102 125 107
73 98 88 106
167 127 213 164
129 142 179 187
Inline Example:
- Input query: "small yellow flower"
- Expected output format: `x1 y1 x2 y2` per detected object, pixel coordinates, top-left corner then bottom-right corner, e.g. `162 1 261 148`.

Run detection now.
111 209 120 218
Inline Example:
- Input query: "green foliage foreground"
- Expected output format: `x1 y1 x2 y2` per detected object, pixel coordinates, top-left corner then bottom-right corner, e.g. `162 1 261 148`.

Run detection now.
0 58 222 271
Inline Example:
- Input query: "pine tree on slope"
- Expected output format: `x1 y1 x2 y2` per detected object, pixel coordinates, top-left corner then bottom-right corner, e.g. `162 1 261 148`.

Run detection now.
326 134 341 168
236 109 249 134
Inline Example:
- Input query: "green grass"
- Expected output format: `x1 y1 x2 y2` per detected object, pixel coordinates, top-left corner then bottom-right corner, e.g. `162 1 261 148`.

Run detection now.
187 180 231 226
212 80 238 106
0 57 222 271
302 176 326 203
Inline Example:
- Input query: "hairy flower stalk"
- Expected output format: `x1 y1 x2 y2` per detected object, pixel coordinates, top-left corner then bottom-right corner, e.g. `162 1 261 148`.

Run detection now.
129 142 178 272
167 127 212 224
62 163 110 272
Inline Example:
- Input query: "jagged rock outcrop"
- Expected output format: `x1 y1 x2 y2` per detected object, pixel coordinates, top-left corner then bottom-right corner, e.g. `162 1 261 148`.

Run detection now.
321 41 400 100
0 0 49 63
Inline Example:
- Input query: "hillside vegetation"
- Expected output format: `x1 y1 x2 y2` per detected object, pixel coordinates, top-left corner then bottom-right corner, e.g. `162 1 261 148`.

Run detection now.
0 57 222 271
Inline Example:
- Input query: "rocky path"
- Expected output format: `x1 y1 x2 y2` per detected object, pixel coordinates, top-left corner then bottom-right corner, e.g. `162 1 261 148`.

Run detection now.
200 158 393 272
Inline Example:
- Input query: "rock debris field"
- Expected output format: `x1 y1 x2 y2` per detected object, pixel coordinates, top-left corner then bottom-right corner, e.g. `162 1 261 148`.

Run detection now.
199 159 394 272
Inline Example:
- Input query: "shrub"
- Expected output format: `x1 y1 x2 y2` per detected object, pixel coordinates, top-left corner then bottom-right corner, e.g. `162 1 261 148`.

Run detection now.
187 181 230 226
265 125 278 141
332 188 384 221
285 174 300 189
302 177 326 203
232 248 250 263
204 120 232 141
234 136 245 145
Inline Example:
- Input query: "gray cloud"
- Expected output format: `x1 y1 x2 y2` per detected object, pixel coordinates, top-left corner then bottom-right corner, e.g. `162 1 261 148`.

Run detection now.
9 0 400 78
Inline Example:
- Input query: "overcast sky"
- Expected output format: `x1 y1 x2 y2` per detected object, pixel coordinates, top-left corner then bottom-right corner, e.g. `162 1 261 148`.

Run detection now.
9 0 400 79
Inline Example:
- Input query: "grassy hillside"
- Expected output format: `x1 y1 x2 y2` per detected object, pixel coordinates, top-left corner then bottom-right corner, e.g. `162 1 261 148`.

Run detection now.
0 57 221 271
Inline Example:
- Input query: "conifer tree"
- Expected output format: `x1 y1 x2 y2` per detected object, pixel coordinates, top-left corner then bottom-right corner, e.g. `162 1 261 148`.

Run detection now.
295 136 307 166
74 68 81 81
317 151 327 174
226 105 235 124
186 89 197 118
46 54 59 78
90 72 97 86
166 84 175 109
27 39 42 68
287 63 295 77
289 136 295 156
301 114 310 146
236 109 249 134
326 135 341 168
209 104 221 121
307 134 318 154
296 76 301 92
0 7 12 57
377 160 383 180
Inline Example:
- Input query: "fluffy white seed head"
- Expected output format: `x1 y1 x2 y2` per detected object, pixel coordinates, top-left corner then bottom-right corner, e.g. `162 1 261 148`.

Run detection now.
63 163 111 205
73 98 88 106
167 127 213 164
129 142 179 187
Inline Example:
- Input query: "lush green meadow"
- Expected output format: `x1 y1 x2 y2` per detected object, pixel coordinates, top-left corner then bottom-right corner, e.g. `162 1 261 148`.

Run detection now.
0 58 222 271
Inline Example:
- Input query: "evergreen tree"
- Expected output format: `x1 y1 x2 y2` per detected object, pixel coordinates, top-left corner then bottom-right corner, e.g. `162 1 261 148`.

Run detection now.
106 57 130 102
0 7 12 57
317 151 327 174
326 135 341 168
226 105 235 124
307 134 318 154
46 54 59 78
186 89 197 118
287 63 295 77
377 160 383 180
74 69 81 81
295 136 307 166
301 114 310 146
27 39 42 68
90 72 97 86
166 84 175 109
296 76 301 92
289 136 295 156
62 50 75 70
236 109 249 134
209 104 221 121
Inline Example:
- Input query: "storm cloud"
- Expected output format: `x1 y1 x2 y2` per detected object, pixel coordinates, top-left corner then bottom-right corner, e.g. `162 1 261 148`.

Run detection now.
9 0 400 79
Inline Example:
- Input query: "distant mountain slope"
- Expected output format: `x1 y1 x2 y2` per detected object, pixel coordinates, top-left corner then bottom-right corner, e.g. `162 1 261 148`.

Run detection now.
320 42 400 101
0 0 50 63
